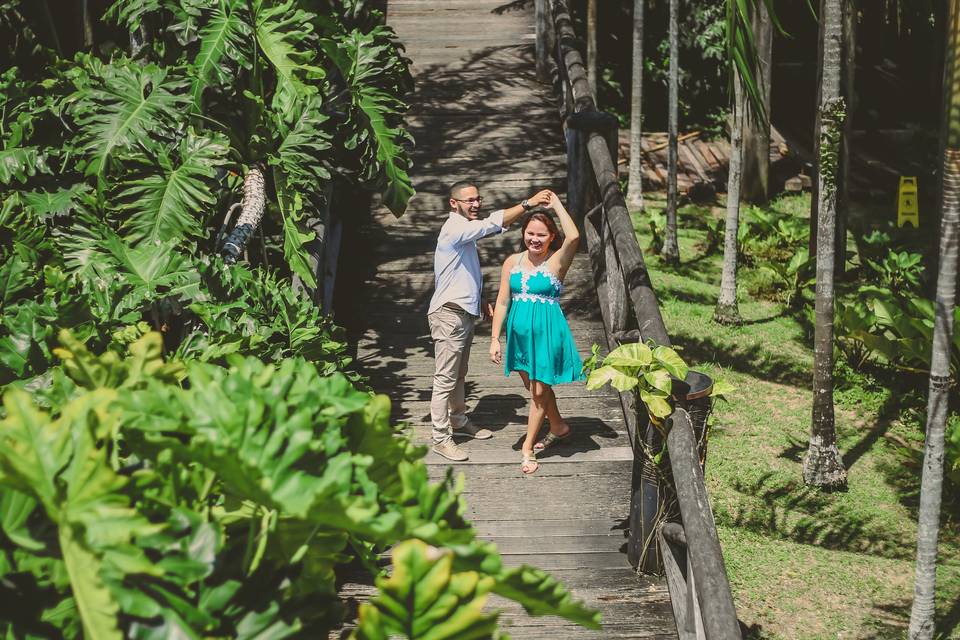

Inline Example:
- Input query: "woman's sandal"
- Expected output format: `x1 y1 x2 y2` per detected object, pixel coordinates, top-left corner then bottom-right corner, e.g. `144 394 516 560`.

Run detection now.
520 451 539 474
534 427 573 451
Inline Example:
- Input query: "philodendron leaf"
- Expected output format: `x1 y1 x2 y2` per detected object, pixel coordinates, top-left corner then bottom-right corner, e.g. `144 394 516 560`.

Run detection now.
651 346 688 380
710 379 735 398
352 539 500 640
493 565 601 629
639 388 672 419
586 365 638 392
602 342 653 369
642 369 672 394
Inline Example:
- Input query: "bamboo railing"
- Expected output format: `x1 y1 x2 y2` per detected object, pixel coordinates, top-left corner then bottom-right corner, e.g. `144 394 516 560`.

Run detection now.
537 1 741 637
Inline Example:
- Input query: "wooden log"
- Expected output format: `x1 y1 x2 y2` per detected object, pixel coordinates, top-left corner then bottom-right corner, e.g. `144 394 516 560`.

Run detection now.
584 132 670 346
665 409 740 639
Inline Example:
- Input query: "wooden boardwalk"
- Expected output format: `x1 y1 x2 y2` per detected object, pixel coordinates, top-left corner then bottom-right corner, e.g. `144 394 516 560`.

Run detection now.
345 1 676 637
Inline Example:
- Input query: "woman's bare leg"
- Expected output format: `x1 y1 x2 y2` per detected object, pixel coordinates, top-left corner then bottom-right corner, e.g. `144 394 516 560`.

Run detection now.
521 379 550 472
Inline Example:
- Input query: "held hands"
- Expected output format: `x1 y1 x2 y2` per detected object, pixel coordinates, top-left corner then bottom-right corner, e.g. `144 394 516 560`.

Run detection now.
481 300 494 321
489 338 502 365
527 189 552 209
546 190 561 210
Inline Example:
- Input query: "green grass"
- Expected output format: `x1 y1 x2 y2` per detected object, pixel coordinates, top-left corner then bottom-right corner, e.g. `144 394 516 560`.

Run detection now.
632 193 960 639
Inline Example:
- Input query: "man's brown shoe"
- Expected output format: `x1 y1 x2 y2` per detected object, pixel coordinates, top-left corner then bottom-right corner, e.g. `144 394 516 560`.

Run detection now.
453 422 493 440
432 439 469 461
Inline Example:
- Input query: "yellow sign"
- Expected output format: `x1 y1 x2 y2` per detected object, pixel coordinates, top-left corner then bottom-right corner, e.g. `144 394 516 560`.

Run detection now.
898 176 919 227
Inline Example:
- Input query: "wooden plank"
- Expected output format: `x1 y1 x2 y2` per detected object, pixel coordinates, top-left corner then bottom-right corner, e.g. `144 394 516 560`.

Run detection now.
424 445 635 465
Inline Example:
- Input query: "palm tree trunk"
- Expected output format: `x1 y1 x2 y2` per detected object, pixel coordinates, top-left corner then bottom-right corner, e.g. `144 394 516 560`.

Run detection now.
715 75 746 325
836 0 856 278
587 0 598 98
803 0 847 490
808 0 826 258
661 0 681 265
908 3 960 636
626 0 646 210
741 2 773 204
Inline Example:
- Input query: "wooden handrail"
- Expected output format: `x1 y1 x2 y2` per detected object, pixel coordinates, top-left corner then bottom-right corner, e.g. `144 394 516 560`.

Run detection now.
665 410 741 638
542 2 742 638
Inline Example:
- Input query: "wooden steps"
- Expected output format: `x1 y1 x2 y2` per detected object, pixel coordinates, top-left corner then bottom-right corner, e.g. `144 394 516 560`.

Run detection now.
335 0 677 637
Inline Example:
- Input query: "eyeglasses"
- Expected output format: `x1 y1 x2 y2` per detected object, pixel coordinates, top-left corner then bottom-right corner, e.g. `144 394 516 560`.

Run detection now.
453 197 483 205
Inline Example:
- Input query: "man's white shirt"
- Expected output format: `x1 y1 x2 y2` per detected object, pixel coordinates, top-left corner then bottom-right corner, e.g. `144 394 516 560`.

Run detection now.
428 209 506 317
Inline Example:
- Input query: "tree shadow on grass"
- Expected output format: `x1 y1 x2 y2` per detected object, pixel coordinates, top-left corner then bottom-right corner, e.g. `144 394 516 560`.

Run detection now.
669 330 810 388
856 595 960 639
724 471 914 560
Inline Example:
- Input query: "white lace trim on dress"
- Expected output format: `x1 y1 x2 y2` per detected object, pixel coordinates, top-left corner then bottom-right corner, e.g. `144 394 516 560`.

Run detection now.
509 262 563 295
511 293 558 304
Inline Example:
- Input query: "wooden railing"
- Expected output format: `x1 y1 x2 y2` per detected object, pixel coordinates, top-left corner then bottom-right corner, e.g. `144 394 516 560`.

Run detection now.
538 1 741 637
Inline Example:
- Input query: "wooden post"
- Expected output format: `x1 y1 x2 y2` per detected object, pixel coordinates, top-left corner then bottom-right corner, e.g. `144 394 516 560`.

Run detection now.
567 112 617 238
322 213 342 314
535 0 551 82
566 127 590 238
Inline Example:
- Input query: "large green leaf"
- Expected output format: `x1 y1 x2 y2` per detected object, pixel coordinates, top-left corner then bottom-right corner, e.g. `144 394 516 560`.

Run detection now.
252 0 324 93
189 0 252 111
0 146 51 185
70 61 189 178
651 346 688 380
493 566 601 629
352 539 499 640
585 365 638 392
319 29 414 216
270 94 332 193
115 130 228 245
603 342 653 369
275 178 318 289
21 184 91 220
0 255 33 306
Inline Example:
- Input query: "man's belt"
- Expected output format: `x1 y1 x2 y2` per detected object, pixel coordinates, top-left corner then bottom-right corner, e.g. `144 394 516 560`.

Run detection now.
442 302 471 315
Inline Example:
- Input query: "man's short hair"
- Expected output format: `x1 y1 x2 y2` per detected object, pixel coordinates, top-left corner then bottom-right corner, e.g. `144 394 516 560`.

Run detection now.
448 180 478 200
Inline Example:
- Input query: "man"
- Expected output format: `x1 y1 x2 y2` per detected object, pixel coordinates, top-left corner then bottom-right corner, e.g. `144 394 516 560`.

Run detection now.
428 181 552 461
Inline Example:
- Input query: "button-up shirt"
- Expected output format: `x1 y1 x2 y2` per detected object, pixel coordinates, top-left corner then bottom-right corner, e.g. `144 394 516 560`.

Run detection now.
428 209 506 317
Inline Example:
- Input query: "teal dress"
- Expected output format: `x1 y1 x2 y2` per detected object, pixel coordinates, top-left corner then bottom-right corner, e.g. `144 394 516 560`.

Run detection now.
504 256 584 385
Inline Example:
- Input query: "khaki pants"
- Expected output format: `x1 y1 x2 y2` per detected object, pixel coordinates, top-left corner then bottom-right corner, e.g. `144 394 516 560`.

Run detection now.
428 307 476 444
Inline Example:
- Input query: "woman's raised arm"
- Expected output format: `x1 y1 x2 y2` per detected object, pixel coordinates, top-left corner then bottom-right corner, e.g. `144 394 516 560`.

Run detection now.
546 193 580 280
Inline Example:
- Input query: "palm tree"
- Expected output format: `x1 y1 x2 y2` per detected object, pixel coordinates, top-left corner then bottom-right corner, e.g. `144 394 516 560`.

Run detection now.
802 0 848 490
908 4 960 635
661 0 681 265
714 75 746 325
741 2 773 204
626 0 646 210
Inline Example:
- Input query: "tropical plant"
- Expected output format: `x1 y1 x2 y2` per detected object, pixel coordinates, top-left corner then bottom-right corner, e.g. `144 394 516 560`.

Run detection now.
759 247 816 308
0 0 415 385
0 332 599 638
584 341 689 419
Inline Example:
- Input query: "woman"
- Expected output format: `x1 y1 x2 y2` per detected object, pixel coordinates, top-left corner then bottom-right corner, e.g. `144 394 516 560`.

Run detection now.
489 191 583 474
